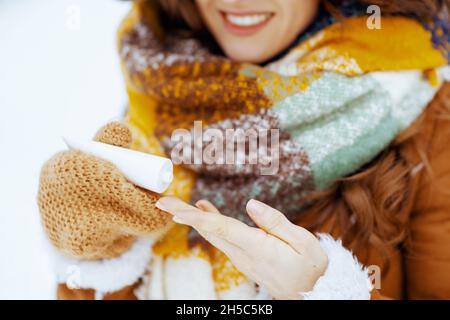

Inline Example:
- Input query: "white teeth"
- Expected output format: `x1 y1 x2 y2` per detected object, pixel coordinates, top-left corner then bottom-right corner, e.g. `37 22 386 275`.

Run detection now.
225 13 270 27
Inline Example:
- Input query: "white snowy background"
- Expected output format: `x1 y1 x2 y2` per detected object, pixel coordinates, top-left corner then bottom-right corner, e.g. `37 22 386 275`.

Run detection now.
0 0 131 299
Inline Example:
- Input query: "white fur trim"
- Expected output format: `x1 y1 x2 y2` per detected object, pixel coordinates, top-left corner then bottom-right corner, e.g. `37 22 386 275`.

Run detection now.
439 65 450 82
134 255 165 300
164 253 217 300
136 253 273 300
254 286 272 300
302 234 372 300
217 280 272 300
218 282 256 300
49 237 154 294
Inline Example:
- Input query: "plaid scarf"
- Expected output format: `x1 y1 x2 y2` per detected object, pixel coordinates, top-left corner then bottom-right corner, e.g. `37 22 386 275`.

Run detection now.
118 2 448 225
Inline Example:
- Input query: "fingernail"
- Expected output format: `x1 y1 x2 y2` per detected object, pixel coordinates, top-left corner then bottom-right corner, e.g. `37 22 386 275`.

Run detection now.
155 202 165 211
173 216 186 225
155 198 169 211
246 199 264 215
195 200 204 206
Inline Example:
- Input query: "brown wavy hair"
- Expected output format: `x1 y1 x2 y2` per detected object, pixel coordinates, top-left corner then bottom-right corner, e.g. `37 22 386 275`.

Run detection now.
141 0 448 267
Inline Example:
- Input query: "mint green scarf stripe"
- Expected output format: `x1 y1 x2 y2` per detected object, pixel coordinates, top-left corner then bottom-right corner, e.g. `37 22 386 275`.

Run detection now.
310 116 399 189
268 68 442 189
271 72 379 131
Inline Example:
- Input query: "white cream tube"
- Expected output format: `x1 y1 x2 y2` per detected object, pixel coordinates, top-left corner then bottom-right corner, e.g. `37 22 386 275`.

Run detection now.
64 137 173 194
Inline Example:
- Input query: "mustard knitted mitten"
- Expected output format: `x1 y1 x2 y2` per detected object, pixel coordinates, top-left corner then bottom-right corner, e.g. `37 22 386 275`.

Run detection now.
38 122 171 260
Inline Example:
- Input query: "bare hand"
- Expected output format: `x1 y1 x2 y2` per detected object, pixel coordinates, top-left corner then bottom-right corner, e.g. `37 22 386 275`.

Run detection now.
156 197 328 300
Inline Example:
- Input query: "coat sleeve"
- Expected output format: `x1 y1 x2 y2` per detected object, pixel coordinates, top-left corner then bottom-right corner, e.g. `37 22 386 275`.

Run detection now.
57 283 139 300
403 82 450 299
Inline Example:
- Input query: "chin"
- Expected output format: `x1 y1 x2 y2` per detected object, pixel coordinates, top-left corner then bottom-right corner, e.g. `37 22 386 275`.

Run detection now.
222 44 274 64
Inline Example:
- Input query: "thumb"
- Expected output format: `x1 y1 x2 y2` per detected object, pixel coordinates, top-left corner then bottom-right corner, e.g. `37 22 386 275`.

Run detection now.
94 122 132 148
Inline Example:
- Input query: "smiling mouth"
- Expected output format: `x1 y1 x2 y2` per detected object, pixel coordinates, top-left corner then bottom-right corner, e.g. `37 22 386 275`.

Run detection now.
220 11 274 36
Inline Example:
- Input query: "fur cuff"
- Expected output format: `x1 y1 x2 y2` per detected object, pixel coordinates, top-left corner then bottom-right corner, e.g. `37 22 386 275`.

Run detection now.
302 234 372 300
48 237 154 295
440 65 450 82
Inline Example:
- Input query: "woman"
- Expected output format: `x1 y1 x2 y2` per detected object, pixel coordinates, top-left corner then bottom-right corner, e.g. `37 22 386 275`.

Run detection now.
38 0 450 299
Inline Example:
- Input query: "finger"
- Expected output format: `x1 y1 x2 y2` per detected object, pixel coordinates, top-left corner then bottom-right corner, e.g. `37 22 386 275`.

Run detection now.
156 196 203 224
197 215 267 253
195 200 221 214
246 199 316 254
157 196 265 251
197 229 243 257
157 196 204 217
196 230 254 276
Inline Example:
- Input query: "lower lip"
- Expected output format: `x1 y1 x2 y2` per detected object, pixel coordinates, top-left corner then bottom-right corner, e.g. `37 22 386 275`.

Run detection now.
220 12 273 37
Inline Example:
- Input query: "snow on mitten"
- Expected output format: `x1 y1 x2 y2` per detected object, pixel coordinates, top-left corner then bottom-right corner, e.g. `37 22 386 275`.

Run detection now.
38 122 172 260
